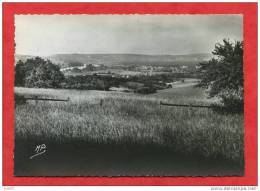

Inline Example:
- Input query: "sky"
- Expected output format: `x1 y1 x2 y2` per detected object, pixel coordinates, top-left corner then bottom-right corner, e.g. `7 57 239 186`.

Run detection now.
15 14 243 56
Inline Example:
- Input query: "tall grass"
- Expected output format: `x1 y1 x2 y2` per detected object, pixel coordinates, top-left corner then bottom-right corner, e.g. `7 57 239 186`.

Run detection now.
15 87 244 164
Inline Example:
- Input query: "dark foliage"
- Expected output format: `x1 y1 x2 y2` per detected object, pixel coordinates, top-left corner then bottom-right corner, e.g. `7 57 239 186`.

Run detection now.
15 60 26 86
62 73 177 93
197 39 244 111
63 75 114 91
15 57 65 88
134 86 157 94
14 94 27 106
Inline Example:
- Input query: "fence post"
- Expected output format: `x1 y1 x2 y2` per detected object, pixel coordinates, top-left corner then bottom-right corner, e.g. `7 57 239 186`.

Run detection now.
35 96 38 105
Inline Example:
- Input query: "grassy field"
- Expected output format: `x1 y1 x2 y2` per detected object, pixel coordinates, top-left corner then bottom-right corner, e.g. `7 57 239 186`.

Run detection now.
14 83 244 176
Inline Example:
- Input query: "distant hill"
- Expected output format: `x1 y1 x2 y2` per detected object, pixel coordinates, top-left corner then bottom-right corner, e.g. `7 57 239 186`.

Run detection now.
15 53 212 68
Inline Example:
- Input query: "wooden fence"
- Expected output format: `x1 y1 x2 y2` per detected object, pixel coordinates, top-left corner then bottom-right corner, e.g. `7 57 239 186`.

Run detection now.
25 97 70 102
16 94 213 109
159 101 212 109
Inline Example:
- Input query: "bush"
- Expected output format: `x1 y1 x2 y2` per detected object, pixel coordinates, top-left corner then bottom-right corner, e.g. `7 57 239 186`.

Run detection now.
134 86 157 94
219 88 244 112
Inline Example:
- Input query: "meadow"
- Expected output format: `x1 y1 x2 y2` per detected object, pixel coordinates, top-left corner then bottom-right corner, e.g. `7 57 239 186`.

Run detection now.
14 83 244 176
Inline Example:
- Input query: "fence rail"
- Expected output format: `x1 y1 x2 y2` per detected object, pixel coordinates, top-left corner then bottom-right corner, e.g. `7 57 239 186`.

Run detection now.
17 95 212 108
25 97 70 102
160 101 212 108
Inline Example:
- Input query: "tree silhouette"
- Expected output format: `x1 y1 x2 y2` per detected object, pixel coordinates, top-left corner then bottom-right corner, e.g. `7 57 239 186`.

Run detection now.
197 39 244 111
15 57 65 88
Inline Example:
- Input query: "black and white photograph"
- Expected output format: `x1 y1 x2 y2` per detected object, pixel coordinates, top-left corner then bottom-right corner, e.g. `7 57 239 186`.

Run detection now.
14 14 244 176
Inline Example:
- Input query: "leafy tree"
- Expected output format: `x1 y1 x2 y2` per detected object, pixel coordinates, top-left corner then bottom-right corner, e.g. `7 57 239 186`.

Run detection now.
197 39 244 111
15 60 26 86
15 57 65 88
